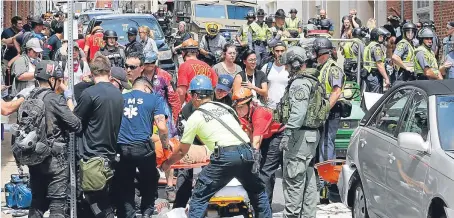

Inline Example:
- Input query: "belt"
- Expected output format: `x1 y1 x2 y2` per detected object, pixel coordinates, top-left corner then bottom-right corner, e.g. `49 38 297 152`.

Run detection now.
299 126 319 131
254 41 267 46
214 144 248 152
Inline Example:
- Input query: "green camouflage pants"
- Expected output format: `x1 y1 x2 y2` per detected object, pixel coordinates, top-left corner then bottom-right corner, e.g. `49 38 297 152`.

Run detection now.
283 129 319 218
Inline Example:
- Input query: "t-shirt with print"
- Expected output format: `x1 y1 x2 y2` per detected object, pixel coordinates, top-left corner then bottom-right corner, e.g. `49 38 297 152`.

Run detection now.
177 59 218 102
180 102 249 152
118 90 166 144
261 62 289 109
86 32 104 61
212 62 242 78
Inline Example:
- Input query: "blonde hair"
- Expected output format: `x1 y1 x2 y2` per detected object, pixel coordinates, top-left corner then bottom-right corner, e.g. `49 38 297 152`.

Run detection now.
139 26 155 39
367 18 376 31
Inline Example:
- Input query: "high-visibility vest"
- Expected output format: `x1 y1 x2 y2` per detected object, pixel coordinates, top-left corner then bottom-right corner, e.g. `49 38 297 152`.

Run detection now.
363 41 385 73
414 46 439 75
395 39 415 71
250 22 267 41
342 42 356 60
240 24 250 43
318 58 345 97
285 17 300 31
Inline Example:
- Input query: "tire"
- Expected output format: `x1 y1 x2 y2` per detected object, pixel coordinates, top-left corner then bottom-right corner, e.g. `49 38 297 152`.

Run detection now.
352 181 369 218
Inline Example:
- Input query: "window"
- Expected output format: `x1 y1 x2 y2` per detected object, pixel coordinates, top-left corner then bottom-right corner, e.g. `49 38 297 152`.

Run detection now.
98 17 164 44
413 1 433 23
399 91 428 140
369 89 413 136
227 5 254 20
195 4 226 19
436 95 454 151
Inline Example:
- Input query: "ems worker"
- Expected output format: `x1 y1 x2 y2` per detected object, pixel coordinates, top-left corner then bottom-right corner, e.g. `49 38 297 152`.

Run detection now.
115 76 170 218
95 30 126 68
236 10 256 48
313 38 345 203
276 46 327 218
199 23 227 66
285 8 303 35
392 22 417 82
363 27 391 93
414 27 444 80
268 9 290 48
161 75 272 218
232 87 284 206
250 9 271 68
340 28 364 81
125 27 144 57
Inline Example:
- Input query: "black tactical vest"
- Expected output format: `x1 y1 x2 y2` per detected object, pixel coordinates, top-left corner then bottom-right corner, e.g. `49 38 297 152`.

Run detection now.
100 47 125 68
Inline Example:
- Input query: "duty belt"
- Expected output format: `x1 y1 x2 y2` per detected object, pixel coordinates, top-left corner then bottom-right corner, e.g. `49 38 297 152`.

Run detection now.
254 41 267 46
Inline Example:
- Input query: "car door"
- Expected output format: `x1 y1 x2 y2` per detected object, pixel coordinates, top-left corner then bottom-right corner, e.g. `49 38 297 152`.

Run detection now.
385 90 430 218
359 88 414 217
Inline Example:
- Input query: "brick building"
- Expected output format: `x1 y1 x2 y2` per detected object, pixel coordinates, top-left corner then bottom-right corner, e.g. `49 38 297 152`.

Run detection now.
386 0 454 39
2 1 34 28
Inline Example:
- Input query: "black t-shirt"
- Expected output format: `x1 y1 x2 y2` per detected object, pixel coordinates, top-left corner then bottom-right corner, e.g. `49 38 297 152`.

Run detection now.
42 34 62 60
1 27 19 61
74 82 124 160
215 94 233 106
74 80 95 101
239 70 268 89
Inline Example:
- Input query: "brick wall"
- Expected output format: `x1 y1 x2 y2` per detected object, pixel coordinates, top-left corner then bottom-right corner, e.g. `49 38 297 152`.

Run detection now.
386 0 413 21
3 1 33 28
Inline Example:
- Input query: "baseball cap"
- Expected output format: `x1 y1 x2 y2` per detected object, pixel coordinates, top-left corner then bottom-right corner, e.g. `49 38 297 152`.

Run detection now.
26 38 43 53
144 51 158 64
216 74 234 92
111 67 132 90
34 60 64 80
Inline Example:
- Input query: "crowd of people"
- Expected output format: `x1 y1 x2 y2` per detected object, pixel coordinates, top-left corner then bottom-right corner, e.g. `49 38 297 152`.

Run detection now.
1 6 454 218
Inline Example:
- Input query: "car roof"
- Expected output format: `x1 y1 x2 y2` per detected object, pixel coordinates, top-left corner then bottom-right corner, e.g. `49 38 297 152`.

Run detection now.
94 14 156 20
392 79 454 96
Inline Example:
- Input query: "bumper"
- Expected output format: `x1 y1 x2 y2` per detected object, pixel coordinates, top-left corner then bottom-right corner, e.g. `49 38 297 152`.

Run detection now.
337 164 356 207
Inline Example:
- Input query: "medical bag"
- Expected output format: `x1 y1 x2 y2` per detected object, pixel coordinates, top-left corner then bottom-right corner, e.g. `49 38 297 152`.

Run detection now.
4 173 32 209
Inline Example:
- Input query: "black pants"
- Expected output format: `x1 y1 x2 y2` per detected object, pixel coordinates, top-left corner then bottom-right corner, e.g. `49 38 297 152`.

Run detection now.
173 168 193 208
259 132 283 206
114 143 158 218
29 155 68 218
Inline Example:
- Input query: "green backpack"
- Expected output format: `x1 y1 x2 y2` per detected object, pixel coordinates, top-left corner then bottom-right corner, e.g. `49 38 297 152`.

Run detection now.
274 73 330 128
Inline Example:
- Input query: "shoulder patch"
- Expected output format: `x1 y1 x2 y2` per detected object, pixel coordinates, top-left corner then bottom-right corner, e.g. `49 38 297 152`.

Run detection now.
293 88 307 100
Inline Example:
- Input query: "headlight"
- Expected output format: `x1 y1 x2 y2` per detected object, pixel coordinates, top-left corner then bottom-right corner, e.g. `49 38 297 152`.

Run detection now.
158 50 172 60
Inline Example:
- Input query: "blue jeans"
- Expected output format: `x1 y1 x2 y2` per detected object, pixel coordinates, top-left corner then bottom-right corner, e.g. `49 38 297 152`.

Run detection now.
365 73 383 94
189 144 272 218
260 132 283 206
319 115 340 162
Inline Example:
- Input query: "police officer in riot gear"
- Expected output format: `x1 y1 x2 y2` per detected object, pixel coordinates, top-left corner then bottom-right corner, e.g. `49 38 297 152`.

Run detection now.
341 28 365 81
285 8 303 35
125 27 144 57
363 27 391 93
392 22 417 82
95 30 126 68
313 37 345 203
276 46 327 218
236 10 256 48
414 27 444 80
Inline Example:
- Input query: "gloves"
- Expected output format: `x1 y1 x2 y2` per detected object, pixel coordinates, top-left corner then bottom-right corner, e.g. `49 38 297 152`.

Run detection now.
64 90 73 100
252 148 261 174
15 86 34 99
206 52 216 60
279 135 290 151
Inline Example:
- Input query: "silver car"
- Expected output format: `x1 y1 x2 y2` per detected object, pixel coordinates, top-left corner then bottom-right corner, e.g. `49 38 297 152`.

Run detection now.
338 80 454 218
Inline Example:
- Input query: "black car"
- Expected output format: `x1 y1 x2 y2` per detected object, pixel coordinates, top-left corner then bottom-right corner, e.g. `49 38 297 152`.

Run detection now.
85 14 176 74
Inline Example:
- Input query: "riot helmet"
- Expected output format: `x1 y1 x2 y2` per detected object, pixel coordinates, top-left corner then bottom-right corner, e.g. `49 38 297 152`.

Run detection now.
369 27 391 43
290 8 298 14
245 10 256 20
313 38 333 56
275 9 286 19
280 46 308 74
34 60 64 90
417 27 435 48
352 28 363 38
319 19 331 30
127 27 138 35
103 30 118 47
402 22 417 41
257 9 265 17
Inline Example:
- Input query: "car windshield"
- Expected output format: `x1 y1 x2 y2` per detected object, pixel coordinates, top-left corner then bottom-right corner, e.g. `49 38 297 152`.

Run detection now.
195 4 226 19
98 17 164 44
227 5 254 20
437 95 454 150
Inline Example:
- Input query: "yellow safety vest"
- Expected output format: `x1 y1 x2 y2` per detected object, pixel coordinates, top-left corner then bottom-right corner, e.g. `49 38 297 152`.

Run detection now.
395 39 415 71
342 42 356 60
240 24 250 43
414 46 439 75
250 22 268 41
285 17 300 31
363 41 385 73
318 59 346 97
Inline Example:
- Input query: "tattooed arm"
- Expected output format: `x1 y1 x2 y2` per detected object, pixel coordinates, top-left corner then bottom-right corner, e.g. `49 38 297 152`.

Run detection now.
155 114 170 149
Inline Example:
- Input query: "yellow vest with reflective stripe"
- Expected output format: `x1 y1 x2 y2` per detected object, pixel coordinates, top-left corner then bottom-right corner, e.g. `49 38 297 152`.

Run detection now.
414 46 439 75
240 24 250 43
342 42 356 60
318 59 345 97
395 39 415 71
363 41 385 73
250 22 267 41
285 17 300 31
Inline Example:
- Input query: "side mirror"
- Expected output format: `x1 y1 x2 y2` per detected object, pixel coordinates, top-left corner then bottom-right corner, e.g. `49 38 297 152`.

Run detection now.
397 132 428 152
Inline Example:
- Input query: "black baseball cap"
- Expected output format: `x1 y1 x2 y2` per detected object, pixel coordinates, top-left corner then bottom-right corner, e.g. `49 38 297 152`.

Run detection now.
111 67 132 89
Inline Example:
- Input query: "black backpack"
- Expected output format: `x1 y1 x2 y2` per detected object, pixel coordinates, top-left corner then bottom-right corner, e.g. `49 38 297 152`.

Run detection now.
11 88 52 166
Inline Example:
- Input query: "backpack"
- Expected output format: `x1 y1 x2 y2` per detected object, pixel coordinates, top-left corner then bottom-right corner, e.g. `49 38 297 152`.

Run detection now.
274 74 329 128
11 88 52 166
20 32 36 55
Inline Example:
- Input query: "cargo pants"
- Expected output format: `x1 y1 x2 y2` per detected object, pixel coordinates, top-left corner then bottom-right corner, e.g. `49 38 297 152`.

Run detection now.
283 129 319 218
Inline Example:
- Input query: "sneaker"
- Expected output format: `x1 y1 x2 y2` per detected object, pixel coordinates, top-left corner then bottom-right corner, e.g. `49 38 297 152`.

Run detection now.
165 186 176 203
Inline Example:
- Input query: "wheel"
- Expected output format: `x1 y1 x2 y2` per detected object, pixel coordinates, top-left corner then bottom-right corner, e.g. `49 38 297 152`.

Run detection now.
352 181 369 218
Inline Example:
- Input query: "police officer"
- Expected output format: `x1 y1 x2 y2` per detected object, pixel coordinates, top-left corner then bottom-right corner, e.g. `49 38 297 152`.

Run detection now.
251 9 271 68
268 9 290 48
125 27 144 57
276 46 327 218
156 8 172 37
115 76 170 218
161 75 271 218
26 60 82 218
285 8 303 35
363 27 391 93
199 23 227 66
341 28 365 81
392 22 417 82
236 10 256 48
95 30 126 68
414 27 443 80
313 38 345 203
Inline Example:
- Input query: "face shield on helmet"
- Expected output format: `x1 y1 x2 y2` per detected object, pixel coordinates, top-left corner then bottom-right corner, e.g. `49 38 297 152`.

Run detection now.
404 29 415 40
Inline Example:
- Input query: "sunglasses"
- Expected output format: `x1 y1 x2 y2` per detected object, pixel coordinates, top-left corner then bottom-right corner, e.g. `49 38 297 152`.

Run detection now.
125 64 139 70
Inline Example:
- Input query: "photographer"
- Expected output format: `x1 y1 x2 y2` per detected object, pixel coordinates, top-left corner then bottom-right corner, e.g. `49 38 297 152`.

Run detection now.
349 9 362 28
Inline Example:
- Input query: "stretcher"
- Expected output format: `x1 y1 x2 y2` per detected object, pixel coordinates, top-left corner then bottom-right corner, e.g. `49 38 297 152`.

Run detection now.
315 159 346 184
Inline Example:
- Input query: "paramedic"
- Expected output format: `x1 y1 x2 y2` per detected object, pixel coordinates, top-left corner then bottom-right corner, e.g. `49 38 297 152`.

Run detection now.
161 75 271 218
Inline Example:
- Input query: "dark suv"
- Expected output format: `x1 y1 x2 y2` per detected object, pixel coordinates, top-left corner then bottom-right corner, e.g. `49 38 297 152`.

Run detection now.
85 14 176 74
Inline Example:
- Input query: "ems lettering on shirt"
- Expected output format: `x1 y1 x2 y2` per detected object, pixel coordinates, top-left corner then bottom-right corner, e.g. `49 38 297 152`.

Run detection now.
124 97 144 119
201 107 230 123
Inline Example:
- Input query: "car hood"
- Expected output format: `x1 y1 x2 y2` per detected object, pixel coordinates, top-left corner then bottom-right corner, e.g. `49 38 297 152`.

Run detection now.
155 39 170 51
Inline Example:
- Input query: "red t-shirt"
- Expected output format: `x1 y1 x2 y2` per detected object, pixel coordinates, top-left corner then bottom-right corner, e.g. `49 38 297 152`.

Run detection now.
86 32 104 61
251 106 283 139
177 59 218 102
76 39 85 50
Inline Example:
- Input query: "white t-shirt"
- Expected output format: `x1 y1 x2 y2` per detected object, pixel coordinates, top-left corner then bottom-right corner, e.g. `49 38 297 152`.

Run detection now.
261 62 289 109
63 60 91 85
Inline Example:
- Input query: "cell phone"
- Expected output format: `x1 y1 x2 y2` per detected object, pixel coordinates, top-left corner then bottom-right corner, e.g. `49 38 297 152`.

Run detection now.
1 85 11 91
